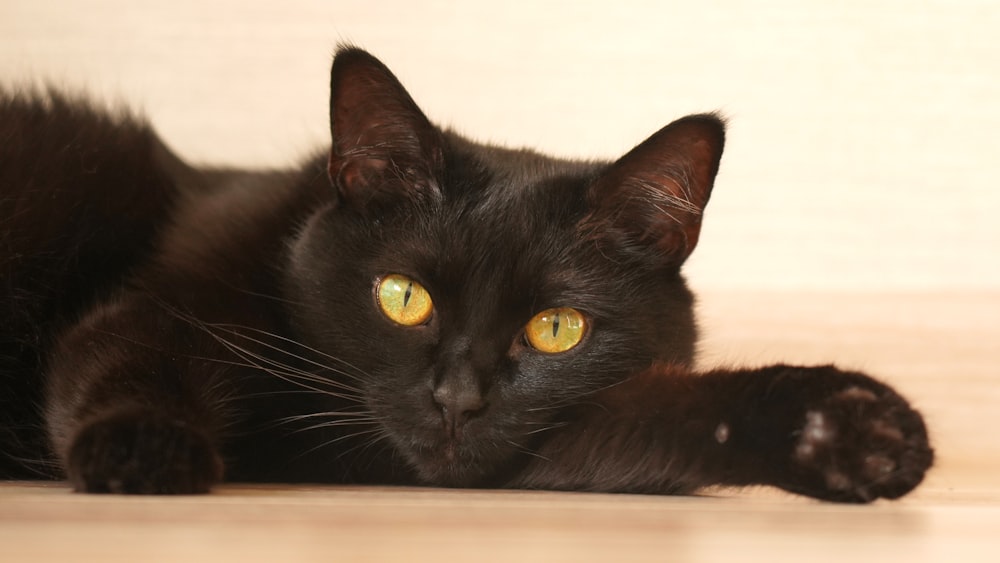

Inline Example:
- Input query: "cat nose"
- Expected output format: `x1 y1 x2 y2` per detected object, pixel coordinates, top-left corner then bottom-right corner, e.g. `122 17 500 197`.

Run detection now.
432 379 486 436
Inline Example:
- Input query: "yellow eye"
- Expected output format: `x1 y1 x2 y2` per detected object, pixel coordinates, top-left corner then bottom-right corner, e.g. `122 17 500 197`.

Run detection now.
376 274 434 326
524 307 587 354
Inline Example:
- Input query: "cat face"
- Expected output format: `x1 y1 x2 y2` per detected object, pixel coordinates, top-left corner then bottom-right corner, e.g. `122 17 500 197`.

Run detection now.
284 47 724 486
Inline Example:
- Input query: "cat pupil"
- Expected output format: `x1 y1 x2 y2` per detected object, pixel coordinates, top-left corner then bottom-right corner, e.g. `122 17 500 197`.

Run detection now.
403 283 413 308
551 313 560 338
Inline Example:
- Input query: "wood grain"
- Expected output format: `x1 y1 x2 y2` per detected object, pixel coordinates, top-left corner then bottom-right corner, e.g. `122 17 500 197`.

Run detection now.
0 482 997 563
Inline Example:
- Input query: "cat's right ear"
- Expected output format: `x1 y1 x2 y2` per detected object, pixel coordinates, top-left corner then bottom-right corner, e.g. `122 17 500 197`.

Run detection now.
327 47 445 212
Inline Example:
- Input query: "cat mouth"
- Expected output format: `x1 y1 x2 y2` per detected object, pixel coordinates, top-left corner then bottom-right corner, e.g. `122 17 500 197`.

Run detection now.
408 441 486 487
399 432 512 488
381 406 524 487
441 442 460 463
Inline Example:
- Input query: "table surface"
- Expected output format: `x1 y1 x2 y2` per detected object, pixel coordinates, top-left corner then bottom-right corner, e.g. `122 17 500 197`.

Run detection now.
2 290 999 562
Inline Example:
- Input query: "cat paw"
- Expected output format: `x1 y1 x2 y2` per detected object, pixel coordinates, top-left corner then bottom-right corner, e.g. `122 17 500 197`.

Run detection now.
66 410 223 494
790 381 933 503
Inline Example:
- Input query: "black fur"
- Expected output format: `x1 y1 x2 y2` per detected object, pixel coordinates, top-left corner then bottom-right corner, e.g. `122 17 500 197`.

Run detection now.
0 47 932 501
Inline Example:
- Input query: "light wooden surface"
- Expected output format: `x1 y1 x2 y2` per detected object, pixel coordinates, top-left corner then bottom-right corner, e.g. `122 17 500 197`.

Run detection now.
2 290 998 562
1 482 998 563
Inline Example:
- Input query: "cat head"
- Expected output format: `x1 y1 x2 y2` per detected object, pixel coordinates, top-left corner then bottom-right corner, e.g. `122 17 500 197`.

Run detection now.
286 46 724 486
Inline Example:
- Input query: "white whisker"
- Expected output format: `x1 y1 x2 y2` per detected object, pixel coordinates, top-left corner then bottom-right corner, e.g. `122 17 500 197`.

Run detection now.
523 421 569 436
295 418 381 434
293 427 388 461
143 295 371 396
505 439 551 462
207 334 346 398
207 322 369 385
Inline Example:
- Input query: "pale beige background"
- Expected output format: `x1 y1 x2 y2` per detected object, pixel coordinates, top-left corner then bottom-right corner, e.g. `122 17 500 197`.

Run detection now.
2 0 997 291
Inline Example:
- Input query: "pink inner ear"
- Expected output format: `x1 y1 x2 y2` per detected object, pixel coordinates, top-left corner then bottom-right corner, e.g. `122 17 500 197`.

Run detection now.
636 172 706 258
654 220 702 259
326 49 445 208
328 154 390 202
581 115 725 266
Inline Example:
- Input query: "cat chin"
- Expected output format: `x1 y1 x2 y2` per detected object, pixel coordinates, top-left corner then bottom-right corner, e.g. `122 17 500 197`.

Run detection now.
399 439 513 488
411 462 494 489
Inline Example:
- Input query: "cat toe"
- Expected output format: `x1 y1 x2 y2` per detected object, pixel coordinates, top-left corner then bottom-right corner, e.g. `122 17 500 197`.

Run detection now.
66 409 223 494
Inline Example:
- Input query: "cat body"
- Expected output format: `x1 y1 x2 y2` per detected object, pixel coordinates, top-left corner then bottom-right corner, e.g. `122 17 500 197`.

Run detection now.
0 48 932 501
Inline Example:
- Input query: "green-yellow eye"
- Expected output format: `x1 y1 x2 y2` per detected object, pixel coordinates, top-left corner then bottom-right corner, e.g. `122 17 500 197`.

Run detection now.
524 307 587 354
376 274 433 326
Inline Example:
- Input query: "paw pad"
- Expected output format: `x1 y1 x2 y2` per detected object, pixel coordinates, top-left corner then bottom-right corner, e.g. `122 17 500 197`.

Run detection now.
789 382 932 502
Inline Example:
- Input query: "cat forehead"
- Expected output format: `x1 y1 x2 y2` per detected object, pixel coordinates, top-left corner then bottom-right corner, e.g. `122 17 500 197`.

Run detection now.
443 132 604 196
442 162 592 247
419 199 599 312
364 134 616 303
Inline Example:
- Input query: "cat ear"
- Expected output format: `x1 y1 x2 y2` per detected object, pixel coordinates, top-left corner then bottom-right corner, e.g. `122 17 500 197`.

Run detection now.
583 114 725 266
327 47 445 211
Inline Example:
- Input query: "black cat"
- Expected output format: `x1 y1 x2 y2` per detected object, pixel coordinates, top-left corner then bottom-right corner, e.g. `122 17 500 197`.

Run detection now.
0 47 932 502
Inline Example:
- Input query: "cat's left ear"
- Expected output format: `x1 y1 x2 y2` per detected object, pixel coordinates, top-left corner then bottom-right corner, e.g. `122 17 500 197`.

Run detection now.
327 47 445 212
583 114 725 267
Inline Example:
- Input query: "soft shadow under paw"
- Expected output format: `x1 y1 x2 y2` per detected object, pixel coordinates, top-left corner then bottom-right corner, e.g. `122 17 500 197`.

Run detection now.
66 410 223 494
792 384 933 502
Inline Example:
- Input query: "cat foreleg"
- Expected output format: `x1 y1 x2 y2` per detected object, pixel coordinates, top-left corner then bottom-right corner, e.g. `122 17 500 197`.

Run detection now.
510 364 933 503
43 298 230 494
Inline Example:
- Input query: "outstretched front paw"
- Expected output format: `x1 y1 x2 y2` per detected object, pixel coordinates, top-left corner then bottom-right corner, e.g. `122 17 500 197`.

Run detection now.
66 409 223 494
789 373 933 502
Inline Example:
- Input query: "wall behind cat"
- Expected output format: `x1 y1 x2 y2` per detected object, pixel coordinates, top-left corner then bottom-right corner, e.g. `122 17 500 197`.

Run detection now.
1 0 996 292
